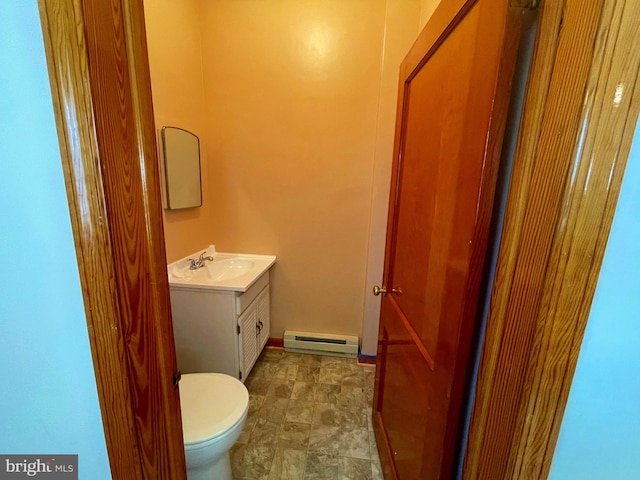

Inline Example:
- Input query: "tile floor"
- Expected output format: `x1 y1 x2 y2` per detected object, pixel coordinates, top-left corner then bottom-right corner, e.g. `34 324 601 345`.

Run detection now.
231 347 382 479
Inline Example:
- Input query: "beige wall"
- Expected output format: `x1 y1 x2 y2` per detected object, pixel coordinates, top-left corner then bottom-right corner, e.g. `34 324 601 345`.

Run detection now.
361 0 423 355
198 0 386 338
361 0 442 355
420 0 442 29
144 0 214 262
145 0 435 342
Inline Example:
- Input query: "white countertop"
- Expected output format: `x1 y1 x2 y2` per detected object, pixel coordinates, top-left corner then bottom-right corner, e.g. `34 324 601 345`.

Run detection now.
167 247 276 292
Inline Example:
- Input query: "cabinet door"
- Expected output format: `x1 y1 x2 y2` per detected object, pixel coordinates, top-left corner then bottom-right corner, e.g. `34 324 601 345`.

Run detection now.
238 306 258 380
257 286 270 351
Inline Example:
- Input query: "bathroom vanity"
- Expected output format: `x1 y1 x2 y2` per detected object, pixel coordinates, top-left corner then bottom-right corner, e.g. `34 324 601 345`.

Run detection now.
167 247 276 381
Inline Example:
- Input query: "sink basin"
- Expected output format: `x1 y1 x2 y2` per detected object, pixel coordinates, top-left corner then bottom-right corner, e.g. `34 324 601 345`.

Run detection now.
203 258 254 281
167 246 276 292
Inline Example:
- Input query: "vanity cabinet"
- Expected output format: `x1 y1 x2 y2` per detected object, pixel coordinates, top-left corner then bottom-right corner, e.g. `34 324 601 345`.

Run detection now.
238 285 270 379
169 270 271 381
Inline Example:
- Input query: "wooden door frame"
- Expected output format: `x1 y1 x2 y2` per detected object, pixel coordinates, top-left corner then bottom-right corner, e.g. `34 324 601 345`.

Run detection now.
37 0 639 478
463 0 640 478
38 1 186 478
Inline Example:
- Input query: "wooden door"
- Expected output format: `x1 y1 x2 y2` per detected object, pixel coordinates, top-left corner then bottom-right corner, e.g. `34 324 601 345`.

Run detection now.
372 0 523 478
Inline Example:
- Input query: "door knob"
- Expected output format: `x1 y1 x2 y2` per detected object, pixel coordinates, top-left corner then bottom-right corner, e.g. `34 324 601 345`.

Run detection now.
373 285 402 296
373 285 387 296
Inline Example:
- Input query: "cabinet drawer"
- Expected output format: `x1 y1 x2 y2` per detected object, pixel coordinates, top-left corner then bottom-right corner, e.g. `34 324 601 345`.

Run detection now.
236 271 269 315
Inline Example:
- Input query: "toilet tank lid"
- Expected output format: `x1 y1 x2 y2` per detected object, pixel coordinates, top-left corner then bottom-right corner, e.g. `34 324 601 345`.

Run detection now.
179 373 249 445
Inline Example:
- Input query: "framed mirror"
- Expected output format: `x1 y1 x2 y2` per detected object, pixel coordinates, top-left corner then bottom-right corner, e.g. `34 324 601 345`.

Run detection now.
160 126 202 210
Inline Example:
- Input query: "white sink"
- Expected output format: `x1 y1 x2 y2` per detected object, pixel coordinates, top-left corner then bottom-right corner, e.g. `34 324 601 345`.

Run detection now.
204 258 255 281
167 246 275 292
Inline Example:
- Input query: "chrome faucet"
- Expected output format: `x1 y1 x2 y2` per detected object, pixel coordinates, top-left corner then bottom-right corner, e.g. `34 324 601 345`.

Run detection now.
188 251 214 270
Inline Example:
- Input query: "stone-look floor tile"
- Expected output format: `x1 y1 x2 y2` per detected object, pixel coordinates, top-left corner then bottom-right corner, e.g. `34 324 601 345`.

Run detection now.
267 379 295 398
246 394 267 425
319 364 343 385
262 348 285 363
297 354 323 367
364 368 375 388
337 386 365 406
304 452 339 480
252 360 280 379
312 403 366 428
371 459 383 480
311 402 336 426
268 447 306 480
365 385 374 405
342 404 367 428
321 356 351 366
290 382 315 402
296 366 320 383
249 418 282 445
338 457 373 480
237 418 256 444
230 442 276 479
250 393 267 409
285 399 314 424
280 353 305 365
340 371 365 388
337 426 370 460
246 376 272 396
308 425 341 455
278 422 311 450
366 407 374 432
274 364 299 381
369 430 381 463
342 362 364 375
314 383 340 404
258 397 290 423
233 353 380 479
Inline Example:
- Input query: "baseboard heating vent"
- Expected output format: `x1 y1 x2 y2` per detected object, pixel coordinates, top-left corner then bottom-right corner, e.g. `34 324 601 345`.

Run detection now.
283 330 358 358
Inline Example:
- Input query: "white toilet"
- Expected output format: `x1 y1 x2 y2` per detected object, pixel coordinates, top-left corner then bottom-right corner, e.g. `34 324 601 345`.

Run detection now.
179 373 249 480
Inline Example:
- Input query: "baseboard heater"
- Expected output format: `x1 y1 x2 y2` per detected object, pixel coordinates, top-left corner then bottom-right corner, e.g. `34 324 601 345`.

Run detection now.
283 330 358 358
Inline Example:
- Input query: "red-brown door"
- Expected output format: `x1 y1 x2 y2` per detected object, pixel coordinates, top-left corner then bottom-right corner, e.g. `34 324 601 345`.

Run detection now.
372 0 523 478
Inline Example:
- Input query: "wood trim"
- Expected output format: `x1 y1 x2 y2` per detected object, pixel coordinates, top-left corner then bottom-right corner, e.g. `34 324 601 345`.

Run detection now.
463 0 640 478
38 0 187 477
38 2 144 477
266 337 284 348
357 356 377 365
119 1 187 474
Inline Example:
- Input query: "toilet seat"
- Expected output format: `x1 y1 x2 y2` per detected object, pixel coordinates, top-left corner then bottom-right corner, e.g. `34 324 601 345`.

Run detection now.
180 373 249 446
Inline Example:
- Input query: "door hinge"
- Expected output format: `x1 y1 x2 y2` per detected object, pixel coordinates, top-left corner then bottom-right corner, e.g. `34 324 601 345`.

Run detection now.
510 0 540 9
173 370 182 389
237 324 241 334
